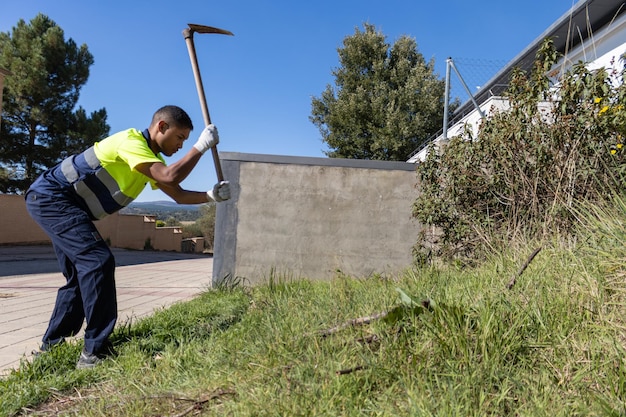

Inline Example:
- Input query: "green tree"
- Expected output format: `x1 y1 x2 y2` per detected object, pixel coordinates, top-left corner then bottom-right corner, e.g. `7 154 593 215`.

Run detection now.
164 216 181 227
195 203 216 250
181 223 203 239
310 23 447 161
0 14 109 193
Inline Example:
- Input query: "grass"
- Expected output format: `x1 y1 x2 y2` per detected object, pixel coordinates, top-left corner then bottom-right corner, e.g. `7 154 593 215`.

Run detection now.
2 198 626 416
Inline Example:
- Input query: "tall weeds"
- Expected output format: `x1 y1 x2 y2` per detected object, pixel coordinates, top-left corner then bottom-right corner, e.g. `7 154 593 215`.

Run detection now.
574 192 626 295
413 39 626 263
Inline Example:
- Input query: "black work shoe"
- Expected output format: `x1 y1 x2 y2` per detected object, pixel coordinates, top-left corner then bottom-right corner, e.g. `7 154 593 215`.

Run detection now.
32 339 65 358
76 349 104 369
76 341 117 369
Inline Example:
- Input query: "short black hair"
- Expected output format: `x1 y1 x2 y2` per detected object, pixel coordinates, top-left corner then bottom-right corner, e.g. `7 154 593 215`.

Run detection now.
152 105 194 130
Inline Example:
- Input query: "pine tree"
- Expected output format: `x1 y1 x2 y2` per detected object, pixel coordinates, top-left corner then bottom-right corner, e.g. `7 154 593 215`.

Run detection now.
310 23 447 161
0 14 109 192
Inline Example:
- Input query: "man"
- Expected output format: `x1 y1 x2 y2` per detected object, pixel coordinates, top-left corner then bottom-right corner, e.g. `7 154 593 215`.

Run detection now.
25 105 230 369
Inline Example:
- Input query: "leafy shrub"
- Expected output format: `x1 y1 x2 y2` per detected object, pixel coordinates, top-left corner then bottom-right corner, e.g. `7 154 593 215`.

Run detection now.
195 203 216 250
412 39 626 262
181 223 203 239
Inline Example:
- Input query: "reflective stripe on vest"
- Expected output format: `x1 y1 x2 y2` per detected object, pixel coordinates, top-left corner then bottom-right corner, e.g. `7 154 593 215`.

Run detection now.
61 147 100 181
75 180 108 219
60 146 134 219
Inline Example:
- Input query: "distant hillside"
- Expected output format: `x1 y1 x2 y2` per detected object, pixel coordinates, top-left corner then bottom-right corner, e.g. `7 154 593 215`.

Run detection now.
123 200 200 212
120 201 201 222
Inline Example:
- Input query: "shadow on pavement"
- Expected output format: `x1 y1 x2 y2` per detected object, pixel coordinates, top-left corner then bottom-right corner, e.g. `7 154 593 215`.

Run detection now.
0 245 211 277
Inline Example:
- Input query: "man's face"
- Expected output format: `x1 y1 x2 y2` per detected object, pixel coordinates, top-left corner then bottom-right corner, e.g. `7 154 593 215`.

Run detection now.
158 123 191 156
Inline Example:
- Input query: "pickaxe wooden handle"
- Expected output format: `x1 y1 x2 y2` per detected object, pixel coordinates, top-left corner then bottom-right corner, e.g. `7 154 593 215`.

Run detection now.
183 24 234 182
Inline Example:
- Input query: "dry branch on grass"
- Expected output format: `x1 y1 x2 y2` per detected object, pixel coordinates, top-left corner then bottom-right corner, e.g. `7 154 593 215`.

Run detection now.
507 247 542 290
336 365 366 375
356 334 380 345
317 298 434 338
164 388 237 417
317 312 390 337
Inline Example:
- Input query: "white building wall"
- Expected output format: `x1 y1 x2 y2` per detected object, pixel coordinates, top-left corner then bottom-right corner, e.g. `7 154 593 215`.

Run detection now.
409 9 626 163
408 96 509 163
559 10 626 80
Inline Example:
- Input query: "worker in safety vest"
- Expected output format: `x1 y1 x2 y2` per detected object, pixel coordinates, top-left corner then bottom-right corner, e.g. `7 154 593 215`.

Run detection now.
25 105 230 369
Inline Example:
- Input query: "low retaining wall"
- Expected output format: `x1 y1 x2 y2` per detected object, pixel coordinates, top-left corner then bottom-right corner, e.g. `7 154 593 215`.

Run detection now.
0 194 201 252
213 152 421 285
0 194 49 245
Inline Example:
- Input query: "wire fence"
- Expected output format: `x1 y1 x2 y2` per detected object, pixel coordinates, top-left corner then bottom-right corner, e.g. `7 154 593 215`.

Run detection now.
448 57 508 105
407 57 509 160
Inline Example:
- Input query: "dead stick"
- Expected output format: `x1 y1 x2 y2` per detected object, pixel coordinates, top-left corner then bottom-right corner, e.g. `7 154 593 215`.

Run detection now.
356 334 379 344
172 404 198 417
318 311 389 337
167 389 236 417
336 365 365 375
507 247 542 290
317 299 432 337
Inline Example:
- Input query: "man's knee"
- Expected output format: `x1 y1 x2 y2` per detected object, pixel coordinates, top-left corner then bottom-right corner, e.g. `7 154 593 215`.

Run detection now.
94 244 116 276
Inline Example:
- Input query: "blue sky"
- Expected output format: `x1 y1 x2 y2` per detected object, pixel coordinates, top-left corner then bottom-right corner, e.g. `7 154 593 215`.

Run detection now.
2 0 576 201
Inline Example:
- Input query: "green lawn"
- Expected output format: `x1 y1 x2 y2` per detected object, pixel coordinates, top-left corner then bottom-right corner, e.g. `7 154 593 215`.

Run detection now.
2 198 626 416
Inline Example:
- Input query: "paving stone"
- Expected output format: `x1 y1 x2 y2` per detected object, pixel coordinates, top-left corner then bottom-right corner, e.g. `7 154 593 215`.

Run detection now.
0 246 212 374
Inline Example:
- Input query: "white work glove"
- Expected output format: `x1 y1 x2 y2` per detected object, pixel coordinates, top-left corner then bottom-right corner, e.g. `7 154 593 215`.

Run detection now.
193 124 219 154
207 181 231 202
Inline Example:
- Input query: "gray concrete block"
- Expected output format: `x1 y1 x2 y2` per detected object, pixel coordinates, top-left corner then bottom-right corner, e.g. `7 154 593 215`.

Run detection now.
214 153 422 284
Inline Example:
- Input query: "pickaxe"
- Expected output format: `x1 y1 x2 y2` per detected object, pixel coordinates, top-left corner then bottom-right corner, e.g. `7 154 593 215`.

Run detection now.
182 23 234 182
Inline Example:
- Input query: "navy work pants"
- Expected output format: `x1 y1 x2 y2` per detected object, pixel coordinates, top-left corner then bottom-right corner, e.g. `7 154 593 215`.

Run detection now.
25 190 117 354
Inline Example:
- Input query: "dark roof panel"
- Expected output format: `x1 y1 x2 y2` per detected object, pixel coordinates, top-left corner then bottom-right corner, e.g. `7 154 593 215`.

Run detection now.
451 0 626 123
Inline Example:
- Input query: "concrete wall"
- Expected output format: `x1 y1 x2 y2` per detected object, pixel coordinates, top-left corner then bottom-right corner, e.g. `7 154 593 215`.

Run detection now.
0 194 201 252
95 211 184 251
213 152 421 285
0 194 50 245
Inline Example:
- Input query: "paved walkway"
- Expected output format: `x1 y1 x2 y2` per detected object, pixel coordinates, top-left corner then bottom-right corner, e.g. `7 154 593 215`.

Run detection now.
0 245 213 374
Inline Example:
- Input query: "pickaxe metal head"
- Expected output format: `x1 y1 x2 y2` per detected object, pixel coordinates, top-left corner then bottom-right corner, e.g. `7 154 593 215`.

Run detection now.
183 24 234 39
